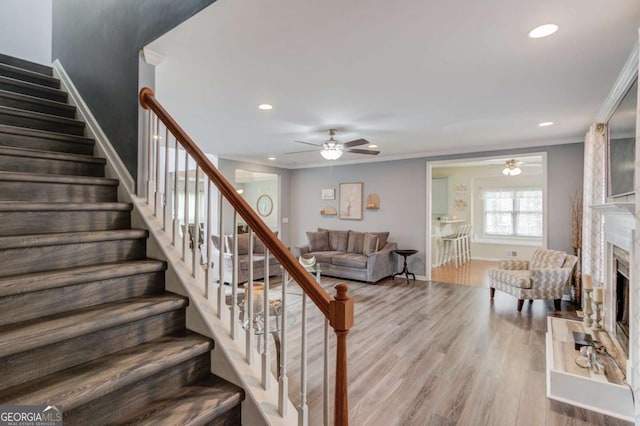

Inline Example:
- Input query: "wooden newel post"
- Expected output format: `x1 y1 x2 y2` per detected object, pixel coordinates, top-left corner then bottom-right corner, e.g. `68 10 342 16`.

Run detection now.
330 283 354 426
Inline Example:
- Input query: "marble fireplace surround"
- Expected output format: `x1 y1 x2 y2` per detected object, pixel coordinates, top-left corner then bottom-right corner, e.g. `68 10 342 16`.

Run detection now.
592 202 635 379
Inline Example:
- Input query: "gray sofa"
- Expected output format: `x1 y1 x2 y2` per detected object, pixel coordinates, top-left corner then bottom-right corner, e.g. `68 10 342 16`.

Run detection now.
294 228 396 283
211 233 281 284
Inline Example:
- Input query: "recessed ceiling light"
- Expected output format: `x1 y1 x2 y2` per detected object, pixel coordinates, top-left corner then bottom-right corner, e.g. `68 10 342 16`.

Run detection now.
529 24 558 39
368 144 378 148
258 104 273 110
268 156 276 160
538 121 554 127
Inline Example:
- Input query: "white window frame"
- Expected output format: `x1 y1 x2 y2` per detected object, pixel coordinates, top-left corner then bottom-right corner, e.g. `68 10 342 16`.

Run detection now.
482 188 543 240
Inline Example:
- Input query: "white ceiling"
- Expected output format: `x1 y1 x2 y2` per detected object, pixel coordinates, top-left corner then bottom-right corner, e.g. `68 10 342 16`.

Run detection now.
147 0 640 169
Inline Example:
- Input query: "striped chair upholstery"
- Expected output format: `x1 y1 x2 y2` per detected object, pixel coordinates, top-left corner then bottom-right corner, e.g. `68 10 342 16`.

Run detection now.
489 249 578 312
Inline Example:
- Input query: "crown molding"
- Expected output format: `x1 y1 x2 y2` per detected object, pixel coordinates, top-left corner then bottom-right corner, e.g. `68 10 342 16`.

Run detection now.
596 41 639 123
141 47 166 66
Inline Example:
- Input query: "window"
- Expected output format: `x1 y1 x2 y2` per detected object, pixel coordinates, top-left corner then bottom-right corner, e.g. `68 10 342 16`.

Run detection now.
483 189 542 238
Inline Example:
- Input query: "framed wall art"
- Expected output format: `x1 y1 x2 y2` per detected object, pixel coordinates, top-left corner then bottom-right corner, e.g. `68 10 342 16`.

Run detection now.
339 182 363 220
321 188 335 200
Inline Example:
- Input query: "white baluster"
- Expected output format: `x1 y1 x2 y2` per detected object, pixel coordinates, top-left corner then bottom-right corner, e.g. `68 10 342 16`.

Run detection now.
163 127 169 231
246 228 255 364
182 153 189 261
231 212 239 340
205 179 212 299
323 318 329 426
278 269 289 417
154 117 161 216
172 140 179 246
262 246 271 390
217 194 224 318
146 111 153 205
299 291 308 426
192 167 200 278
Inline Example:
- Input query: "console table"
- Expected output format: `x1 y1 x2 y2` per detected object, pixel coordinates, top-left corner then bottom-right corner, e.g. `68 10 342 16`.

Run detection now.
546 316 633 421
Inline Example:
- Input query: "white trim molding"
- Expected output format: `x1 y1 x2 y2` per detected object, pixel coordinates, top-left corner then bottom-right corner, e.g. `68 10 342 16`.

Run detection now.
142 47 166 66
52 59 135 195
596 41 639 123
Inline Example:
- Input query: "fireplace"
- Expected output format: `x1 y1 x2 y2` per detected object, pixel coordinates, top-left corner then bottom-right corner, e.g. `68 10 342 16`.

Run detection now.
613 246 630 355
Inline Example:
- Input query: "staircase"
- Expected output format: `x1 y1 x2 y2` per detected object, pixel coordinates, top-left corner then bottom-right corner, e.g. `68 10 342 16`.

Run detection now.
0 54 244 425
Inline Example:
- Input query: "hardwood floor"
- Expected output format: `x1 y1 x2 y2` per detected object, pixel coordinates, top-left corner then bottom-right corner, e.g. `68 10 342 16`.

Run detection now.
269 276 631 426
431 260 498 288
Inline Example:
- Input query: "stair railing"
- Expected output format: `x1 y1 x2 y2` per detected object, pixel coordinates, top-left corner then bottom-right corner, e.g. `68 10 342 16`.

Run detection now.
139 88 353 426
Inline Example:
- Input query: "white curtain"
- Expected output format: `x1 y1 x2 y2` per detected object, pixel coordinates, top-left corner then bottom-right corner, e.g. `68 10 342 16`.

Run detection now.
581 123 606 303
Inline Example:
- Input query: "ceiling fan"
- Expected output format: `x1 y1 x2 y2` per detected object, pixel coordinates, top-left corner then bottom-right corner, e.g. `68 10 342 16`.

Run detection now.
502 159 524 176
285 129 380 160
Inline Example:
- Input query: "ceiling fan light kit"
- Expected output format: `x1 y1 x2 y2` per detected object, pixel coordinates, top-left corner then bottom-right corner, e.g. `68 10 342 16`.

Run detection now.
502 159 523 176
287 129 380 160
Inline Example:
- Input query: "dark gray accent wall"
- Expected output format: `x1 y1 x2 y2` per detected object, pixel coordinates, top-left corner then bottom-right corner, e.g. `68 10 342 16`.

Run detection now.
289 143 584 276
52 0 217 178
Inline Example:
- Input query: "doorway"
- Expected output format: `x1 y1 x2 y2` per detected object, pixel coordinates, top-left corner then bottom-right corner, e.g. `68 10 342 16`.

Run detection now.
425 153 548 283
235 169 279 234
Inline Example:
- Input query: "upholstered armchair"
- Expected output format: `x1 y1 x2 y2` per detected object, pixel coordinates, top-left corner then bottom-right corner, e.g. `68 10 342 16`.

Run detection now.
489 248 578 312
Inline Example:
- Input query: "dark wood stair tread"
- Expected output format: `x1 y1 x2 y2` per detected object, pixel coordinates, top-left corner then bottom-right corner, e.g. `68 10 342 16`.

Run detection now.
0 201 131 212
0 229 147 250
0 75 67 101
120 376 244 426
0 63 60 88
0 145 105 164
0 105 84 127
0 259 163 297
0 89 75 114
0 333 212 411
0 124 94 145
0 171 117 185
0 54 53 76
0 294 188 357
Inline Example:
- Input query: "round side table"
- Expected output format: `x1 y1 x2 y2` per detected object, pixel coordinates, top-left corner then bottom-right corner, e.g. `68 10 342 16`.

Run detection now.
392 249 418 283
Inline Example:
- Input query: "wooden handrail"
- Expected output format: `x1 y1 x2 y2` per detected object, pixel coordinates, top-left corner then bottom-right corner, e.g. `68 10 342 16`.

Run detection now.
140 88 332 315
140 88 352 425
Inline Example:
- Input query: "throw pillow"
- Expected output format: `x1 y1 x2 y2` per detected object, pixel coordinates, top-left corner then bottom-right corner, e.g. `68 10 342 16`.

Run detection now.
254 231 279 253
225 233 252 255
307 231 330 252
368 232 390 250
347 231 365 254
362 233 379 256
318 228 349 252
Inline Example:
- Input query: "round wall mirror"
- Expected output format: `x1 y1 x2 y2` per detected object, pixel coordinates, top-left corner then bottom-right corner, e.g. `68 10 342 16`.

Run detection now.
256 194 273 217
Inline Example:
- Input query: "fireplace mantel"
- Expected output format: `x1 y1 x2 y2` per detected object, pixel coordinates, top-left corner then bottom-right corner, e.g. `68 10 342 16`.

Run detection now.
590 202 635 216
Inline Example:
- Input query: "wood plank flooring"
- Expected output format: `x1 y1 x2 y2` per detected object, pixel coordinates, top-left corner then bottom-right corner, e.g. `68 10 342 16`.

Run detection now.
431 260 498 288
267 276 631 425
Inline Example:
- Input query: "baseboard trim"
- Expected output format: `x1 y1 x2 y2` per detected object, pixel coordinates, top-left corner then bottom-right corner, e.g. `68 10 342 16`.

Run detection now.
52 59 135 195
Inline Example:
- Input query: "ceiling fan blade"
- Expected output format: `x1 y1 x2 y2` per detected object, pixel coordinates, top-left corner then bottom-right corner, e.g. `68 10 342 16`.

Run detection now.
294 140 323 147
347 148 380 155
343 138 369 148
284 149 320 155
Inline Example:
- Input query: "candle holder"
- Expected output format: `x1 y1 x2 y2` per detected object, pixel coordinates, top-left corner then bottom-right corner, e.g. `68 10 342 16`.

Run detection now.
583 289 593 327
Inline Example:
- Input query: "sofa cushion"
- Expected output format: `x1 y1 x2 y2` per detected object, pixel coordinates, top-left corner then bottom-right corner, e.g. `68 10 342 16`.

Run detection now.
369 232 389 250
318 228 349 252
306 251 344 264
363 233 379 256
488 269 532 289
225 233 252 255
332 253 368 269
347 231 365 254
254 231 279 254
307 231 330 252
530 249 566 269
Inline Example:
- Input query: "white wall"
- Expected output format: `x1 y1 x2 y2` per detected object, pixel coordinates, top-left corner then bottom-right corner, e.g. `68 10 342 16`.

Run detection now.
0 0 52 64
